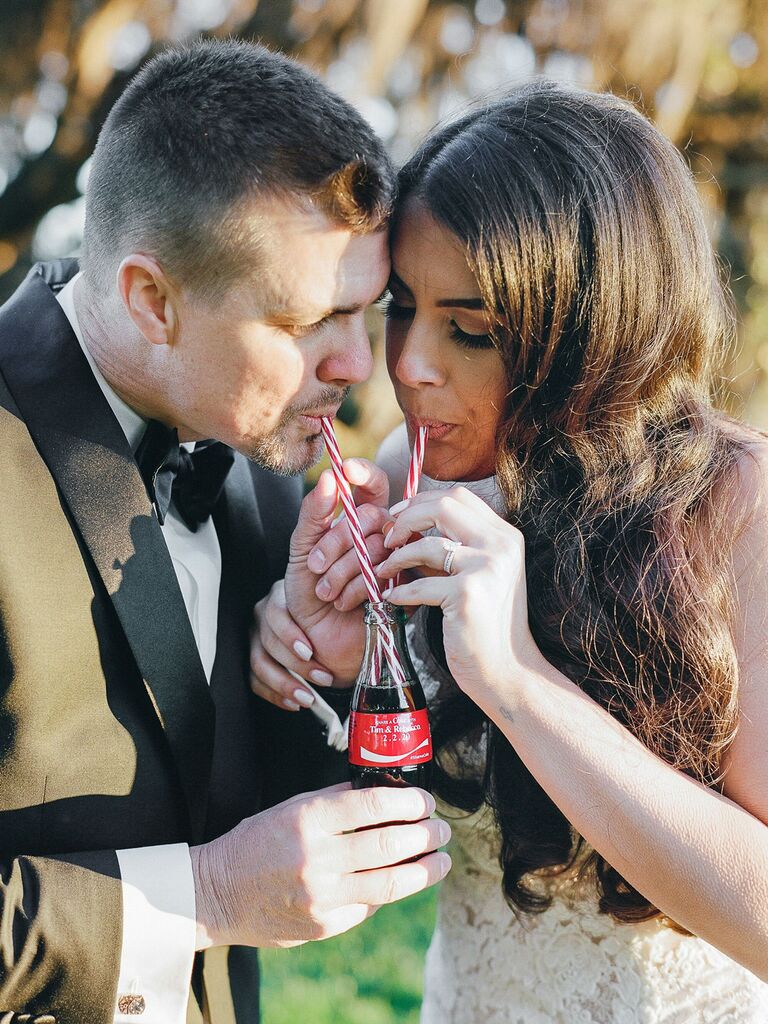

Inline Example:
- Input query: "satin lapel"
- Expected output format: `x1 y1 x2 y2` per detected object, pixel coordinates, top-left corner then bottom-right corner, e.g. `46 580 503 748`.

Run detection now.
0 270 214 838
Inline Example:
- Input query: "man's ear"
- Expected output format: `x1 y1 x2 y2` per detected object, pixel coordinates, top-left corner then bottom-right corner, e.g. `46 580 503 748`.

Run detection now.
117 254 178 346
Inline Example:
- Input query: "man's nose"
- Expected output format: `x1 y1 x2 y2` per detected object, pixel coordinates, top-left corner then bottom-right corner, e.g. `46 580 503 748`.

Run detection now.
317 316 374 387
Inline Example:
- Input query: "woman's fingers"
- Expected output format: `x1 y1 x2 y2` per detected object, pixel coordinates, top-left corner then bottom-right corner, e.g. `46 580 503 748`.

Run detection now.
249 636 316 711
385 575 454 609
259 617 335 687
384 490 492 551
257 584 335 685
376 536 468 581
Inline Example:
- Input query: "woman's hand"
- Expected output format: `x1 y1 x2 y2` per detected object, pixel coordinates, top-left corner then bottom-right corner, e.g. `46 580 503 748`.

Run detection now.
376 487 542 706
249 580 337 710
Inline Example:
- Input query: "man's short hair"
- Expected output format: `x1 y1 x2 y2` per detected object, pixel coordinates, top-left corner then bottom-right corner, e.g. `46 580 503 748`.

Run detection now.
82 38 394 299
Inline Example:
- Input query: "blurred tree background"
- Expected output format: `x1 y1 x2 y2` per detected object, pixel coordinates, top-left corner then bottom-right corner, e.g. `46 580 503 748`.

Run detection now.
1 1 767 1019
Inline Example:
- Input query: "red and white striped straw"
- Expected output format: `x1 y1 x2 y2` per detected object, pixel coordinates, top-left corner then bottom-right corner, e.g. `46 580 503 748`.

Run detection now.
395 425 428 588
405 426 428 500
321 417 406 686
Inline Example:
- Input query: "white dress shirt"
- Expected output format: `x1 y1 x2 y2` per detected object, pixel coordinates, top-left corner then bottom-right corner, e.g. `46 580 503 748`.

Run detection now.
57 274 218 1024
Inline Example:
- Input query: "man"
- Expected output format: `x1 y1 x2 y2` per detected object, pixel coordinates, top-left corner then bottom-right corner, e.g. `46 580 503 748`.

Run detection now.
0 40 450 1024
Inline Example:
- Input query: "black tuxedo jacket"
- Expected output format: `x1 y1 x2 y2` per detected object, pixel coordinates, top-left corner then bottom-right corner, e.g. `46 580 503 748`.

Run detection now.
0 260 348 1024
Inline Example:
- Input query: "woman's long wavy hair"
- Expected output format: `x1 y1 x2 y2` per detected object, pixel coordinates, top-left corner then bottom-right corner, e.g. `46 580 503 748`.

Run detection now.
396 81 747 925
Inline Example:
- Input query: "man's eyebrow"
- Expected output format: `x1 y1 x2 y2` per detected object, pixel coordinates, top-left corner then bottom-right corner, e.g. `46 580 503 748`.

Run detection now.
268 300 368 322
389 270 484 310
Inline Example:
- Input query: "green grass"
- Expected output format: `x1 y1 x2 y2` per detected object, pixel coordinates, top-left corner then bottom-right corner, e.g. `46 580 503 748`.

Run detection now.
260 887 437 1024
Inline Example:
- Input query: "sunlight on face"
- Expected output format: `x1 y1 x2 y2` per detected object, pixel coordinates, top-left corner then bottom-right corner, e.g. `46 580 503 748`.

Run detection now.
172 197 390 474
385 199 506 481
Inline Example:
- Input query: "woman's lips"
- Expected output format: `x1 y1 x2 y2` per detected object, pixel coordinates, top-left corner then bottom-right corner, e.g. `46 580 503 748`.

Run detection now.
406 414 457 442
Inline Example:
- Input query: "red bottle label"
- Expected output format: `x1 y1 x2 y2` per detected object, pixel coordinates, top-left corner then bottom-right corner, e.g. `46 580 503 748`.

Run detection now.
348 709 432 767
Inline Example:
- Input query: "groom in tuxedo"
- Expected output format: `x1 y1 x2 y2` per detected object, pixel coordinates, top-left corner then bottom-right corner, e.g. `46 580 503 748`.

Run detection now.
0 39 449 1024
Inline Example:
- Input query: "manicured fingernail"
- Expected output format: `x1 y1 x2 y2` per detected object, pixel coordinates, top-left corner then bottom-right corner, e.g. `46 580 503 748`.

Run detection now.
439 852 452 875
383 527 395 548
293 640 313 661
316 578 331 599
284 699 301 711
293 688 315 707
310 669 334 686
307 549 326 573
389 499 410 515
439 821 452 845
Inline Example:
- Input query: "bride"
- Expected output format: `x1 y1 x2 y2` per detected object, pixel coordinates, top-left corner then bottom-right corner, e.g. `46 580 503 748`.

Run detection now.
249 81 768 1022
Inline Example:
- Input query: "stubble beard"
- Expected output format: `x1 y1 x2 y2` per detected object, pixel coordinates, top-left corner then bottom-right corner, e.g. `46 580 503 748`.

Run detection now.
242 387 348 476
245 426 325 476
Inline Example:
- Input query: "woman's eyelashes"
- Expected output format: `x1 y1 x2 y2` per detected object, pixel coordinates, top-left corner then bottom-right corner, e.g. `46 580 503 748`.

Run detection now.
380 295 414 321
448 320 493 350
382 296 493 350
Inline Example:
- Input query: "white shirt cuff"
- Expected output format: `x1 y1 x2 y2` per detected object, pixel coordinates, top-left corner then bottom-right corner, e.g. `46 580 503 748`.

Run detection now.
114 844 197 1023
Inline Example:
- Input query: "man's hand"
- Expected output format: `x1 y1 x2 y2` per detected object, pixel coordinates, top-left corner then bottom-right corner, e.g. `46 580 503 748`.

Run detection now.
191 783 451 949
280 460 390 684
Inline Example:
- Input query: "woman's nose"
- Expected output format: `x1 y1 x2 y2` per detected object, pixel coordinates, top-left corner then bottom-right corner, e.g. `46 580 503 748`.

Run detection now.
391 321 446 389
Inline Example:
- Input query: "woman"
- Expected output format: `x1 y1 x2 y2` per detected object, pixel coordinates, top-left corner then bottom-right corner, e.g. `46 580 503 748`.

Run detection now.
250 81 768 1022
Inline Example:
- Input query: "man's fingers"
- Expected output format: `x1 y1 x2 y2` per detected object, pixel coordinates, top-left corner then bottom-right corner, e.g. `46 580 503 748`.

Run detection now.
311 903 379 941
311 785 436 834
346 851 452 907
290 469 340 558
315 532 387 605
334 572 376 613
344 458 390 508
343 818 451 872
307 503 390 575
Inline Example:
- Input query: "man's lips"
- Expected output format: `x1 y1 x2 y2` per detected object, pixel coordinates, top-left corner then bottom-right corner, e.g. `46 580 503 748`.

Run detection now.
297 407 341 429
405 413 457 441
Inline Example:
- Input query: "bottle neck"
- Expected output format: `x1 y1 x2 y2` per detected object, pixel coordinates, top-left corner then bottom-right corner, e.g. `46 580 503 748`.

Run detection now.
360 601 409 688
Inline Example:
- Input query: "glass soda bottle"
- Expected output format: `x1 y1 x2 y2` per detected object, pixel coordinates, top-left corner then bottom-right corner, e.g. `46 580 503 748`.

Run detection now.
348 601 433 790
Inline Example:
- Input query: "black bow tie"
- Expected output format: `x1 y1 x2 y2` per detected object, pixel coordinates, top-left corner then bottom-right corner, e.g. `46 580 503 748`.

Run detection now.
135 420 235 532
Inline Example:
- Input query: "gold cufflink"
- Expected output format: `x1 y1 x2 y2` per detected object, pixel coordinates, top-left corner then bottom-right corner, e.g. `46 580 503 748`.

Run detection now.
117 994 146 1015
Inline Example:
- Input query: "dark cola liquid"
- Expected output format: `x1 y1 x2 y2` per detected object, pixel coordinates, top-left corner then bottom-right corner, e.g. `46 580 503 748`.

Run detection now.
350 683 432 791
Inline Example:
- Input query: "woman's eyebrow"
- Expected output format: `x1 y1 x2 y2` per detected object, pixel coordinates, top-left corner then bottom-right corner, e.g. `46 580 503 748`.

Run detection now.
435 297 484 309
389 270 484 310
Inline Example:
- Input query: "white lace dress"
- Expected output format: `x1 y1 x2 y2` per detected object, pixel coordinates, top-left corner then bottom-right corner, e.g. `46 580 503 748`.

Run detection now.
406 473 768 1024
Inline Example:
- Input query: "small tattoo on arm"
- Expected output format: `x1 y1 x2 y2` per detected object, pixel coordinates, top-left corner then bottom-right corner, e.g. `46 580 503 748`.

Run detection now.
499 705 515 725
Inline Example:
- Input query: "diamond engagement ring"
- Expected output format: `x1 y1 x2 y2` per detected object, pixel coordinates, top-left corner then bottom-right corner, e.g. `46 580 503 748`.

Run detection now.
442 540 462 575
